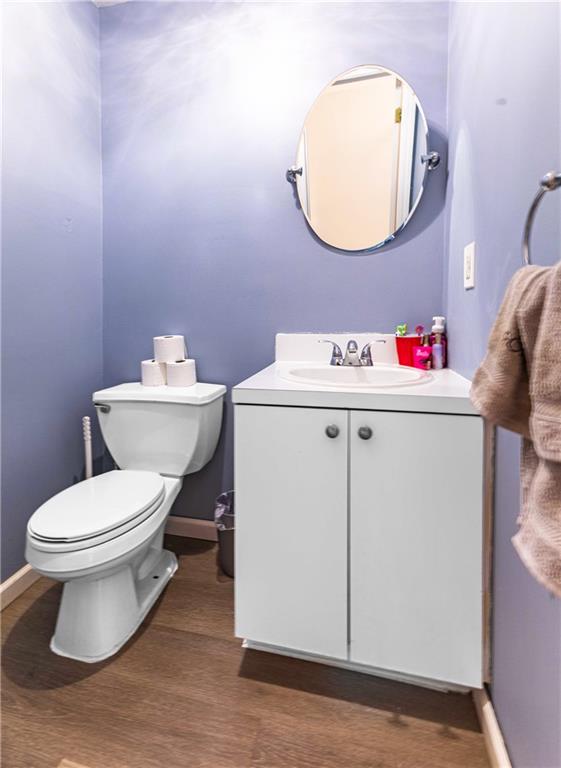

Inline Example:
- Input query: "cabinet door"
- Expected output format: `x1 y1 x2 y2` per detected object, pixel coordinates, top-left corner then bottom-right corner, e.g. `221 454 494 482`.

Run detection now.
235 405 348 659
350 410 483 687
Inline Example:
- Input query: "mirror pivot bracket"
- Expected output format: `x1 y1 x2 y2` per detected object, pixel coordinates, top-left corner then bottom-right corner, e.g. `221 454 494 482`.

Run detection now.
286 166 303 183
421 151 441 171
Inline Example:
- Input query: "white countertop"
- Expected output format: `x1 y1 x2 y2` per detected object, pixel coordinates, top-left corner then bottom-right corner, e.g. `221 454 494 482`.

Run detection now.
232 363 477 415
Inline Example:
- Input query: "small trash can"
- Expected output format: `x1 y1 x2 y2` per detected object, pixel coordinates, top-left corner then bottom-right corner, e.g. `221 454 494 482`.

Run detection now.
214 490 234 577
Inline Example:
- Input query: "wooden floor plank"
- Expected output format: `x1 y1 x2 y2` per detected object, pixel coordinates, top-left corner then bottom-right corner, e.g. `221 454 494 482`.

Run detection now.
1 536 489 768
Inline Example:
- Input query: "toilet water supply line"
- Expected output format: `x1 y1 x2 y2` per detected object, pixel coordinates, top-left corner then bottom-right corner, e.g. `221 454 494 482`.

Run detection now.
83 416 93 480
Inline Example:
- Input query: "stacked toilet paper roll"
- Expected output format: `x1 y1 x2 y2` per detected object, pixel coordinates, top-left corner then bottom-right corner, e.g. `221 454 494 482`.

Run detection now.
141 334 198 387
153 335 187 363
141 359 167 386
166 359 197 387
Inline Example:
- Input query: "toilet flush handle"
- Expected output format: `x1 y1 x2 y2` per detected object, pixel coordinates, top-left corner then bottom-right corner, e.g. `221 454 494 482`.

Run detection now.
94 402 111 414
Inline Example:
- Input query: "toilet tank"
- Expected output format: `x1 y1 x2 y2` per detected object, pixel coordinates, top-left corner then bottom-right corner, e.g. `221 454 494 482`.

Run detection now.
93 383 226 477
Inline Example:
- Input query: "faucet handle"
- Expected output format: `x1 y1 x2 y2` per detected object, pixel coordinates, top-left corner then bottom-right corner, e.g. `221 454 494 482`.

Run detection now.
360 343 373 366
319 339 343 366
360 339 387 366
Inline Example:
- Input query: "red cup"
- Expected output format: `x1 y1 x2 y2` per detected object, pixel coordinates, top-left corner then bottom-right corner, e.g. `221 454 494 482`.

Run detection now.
396 335 422 367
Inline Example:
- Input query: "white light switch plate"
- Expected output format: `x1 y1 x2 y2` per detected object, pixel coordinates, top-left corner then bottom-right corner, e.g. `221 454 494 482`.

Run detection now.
464 241 476 289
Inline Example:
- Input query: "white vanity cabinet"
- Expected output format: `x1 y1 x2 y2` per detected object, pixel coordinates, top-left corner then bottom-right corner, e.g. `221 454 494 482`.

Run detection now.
234 402 486 690
234 405 348 660
349 409 484 687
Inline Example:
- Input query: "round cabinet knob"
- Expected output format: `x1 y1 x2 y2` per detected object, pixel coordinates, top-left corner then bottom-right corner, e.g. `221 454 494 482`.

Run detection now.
325 425 339 439
358 426 373 440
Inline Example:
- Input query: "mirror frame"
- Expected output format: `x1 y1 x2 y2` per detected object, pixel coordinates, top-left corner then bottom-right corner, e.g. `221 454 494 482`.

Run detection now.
287 65 440 253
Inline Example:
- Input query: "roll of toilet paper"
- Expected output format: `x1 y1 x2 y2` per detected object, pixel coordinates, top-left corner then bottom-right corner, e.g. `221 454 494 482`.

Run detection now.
141 359 167 386
166 359 197 387
153 335 187 363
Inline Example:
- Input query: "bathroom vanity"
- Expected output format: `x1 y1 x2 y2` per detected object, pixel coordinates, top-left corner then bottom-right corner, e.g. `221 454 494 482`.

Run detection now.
233 335 491 691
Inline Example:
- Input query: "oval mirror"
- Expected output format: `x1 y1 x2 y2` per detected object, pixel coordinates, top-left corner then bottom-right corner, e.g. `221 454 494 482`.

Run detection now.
288 65 439 252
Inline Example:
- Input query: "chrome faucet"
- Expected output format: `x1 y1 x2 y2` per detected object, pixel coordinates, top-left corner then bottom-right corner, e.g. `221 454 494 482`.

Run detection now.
360 343 373 366
319 339 387 367
343 340 361 366
319 339 343 366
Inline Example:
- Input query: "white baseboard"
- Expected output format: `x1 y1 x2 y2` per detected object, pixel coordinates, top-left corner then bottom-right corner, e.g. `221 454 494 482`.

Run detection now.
57 761 91 768
473 687 512 768
1 564 40 611
165 515 217 542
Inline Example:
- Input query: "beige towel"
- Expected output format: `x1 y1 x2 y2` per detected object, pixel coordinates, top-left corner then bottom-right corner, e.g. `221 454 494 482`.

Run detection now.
471 263 561 597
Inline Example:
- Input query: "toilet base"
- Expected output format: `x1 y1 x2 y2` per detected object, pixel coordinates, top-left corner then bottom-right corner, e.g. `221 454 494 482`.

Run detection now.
50 548 178 663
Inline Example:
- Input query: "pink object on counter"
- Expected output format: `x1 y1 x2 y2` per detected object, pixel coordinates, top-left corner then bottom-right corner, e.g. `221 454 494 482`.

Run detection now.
412 344 432 370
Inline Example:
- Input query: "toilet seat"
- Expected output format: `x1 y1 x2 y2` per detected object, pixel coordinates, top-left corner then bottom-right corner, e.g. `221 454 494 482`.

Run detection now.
27 470 165 553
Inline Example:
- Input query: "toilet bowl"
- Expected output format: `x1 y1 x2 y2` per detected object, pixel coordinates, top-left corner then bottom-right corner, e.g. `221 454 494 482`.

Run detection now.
26 381 226 663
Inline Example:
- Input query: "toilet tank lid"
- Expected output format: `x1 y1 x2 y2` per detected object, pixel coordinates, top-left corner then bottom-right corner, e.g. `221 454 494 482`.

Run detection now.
93 382 227 405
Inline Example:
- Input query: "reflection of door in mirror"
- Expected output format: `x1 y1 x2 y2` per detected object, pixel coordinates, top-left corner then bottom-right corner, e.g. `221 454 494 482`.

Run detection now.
394 83 418 228
305 71 398 251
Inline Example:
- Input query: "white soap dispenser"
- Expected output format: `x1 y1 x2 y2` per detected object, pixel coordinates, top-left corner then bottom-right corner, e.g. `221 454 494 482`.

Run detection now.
431 316 447 369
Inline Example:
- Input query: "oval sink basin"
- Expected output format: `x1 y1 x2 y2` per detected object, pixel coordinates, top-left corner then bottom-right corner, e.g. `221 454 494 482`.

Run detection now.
281 364 430 389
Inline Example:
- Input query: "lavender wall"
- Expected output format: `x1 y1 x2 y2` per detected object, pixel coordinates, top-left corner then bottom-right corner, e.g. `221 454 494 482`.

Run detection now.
1 2 103 580
446 3 561 766
100 1 449 519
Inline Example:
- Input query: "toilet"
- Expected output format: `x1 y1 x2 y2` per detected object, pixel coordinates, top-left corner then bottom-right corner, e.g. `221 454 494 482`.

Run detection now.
25 381 226 663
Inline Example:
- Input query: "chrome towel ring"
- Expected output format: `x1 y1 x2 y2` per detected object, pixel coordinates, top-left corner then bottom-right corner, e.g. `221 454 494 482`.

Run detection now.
522 171 561 265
